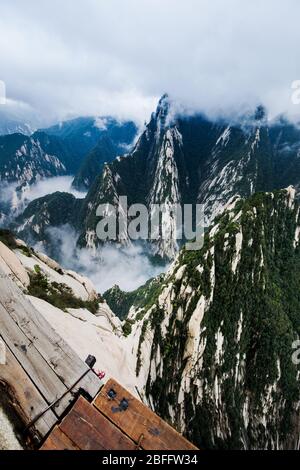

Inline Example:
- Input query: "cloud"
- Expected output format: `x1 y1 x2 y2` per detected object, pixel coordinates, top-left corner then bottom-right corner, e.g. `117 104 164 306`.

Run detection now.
0 0 300 124
43 225 165 293
0 176 86 222
27 176 87 201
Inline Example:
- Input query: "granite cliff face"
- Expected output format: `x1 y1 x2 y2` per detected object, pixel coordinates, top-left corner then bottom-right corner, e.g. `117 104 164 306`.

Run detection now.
116 187 300 449
0 132 67 185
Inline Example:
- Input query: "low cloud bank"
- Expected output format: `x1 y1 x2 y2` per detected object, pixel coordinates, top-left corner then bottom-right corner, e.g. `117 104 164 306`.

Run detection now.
41 225 165 293
26 176 87 201
0 176 86 223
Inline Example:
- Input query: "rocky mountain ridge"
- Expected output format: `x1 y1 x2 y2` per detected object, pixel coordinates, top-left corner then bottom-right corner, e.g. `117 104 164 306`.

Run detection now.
14 96 300 260
109 187 300 449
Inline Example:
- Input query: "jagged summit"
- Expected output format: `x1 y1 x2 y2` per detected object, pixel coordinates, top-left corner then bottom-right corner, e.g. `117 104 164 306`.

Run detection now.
254 104 267 122
155 93 170 118
157 93 170 109
147 93 172 135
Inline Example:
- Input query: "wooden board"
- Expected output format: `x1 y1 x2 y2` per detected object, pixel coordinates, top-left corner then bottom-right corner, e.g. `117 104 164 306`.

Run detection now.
58 396 136 450
0 341 57 438
0 266 102 442
0 269 100 399
0 304 68 407
0 303 78 419
93 379 198 450
40 426 79 450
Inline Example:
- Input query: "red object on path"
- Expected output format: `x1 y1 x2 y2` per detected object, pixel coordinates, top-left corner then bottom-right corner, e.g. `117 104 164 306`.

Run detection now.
94 370 106 380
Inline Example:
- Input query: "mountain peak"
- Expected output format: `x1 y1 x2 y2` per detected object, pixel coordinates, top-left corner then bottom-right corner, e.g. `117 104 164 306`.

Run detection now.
158 93 169 106
154 93 171 125
254 104 267 122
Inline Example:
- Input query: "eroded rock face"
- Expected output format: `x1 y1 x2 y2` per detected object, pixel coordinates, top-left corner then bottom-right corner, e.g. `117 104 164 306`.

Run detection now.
27 296 138 396
0 241 30 288
0 407 23 450
15 248 98 302
125 188 300 449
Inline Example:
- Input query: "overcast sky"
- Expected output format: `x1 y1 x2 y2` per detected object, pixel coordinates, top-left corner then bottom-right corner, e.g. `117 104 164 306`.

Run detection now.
0 0 300 125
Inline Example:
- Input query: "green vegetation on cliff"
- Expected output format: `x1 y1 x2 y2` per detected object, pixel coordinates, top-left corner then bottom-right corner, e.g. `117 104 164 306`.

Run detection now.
28 267 100 314
122 188 300 450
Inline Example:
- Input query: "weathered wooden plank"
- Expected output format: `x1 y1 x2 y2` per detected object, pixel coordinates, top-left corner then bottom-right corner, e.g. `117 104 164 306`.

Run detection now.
40 426 79 450
94 379 198 450
0 303 68 407
0 268 101 400
0 340 57 438
0 269 87 384
59 396 136 450
0 292 100 420
75 370 102 401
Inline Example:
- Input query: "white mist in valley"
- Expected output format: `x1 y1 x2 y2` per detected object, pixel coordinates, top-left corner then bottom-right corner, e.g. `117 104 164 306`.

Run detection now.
26 176 87 201
0 176 86 223
39 225 166 293
1 176 163 293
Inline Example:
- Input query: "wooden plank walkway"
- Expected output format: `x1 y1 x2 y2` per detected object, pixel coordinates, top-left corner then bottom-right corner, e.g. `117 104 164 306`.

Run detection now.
39 426 80 450
41 379 198 451
0 262 198 451
59 396 136 450
0 346 57 438
0 266 102 442
94 379 198 450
